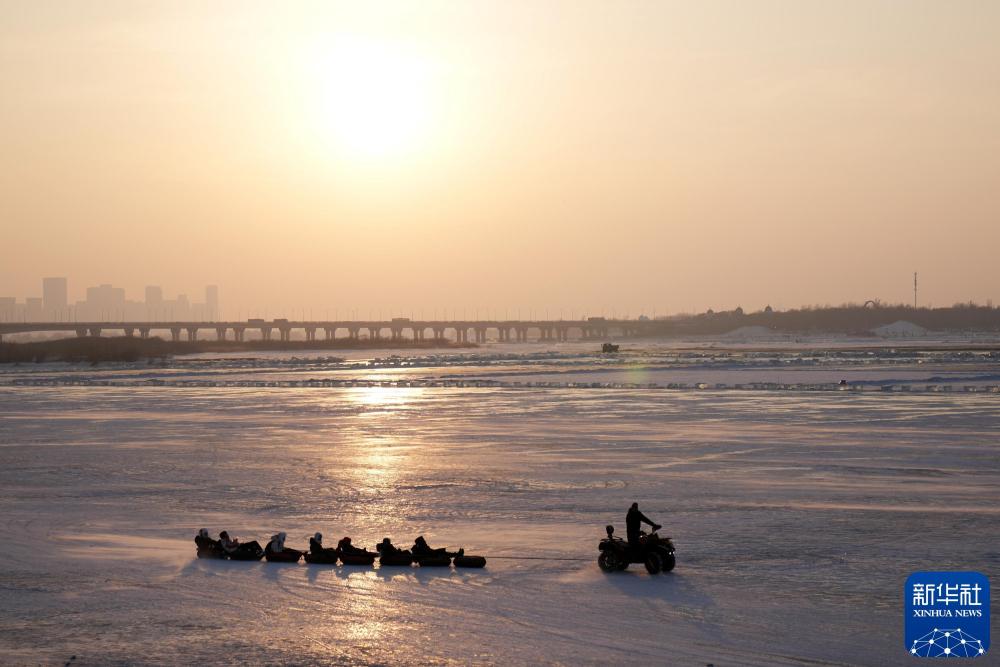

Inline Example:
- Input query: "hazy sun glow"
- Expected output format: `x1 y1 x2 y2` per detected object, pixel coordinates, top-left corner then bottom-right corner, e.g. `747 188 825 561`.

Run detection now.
309 36 437 160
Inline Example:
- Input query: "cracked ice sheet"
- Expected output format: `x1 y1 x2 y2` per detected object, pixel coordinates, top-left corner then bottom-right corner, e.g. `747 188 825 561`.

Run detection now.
0 384 998 665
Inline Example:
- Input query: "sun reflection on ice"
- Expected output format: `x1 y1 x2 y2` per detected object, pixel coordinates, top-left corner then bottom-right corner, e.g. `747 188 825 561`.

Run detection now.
346 387 425 412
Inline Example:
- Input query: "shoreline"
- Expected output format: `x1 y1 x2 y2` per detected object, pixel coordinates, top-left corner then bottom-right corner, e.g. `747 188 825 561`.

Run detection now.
0 336 477 364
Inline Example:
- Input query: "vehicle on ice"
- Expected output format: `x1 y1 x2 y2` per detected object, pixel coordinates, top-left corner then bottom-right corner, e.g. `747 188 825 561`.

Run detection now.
597 525 675 574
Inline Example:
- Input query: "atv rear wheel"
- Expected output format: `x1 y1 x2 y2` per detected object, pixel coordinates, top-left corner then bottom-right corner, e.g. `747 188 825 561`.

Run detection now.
598 551 620 572
644 552 662 574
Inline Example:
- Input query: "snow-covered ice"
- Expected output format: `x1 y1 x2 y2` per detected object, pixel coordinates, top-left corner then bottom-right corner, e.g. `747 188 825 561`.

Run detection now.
0 342 998 665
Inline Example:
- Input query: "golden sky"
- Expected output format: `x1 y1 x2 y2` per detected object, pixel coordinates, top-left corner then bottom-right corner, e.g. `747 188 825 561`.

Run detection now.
2 1 998 317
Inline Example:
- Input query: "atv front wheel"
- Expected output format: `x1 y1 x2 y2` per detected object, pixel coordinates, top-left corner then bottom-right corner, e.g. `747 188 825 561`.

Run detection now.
661 553 676 572
598 551 620 572
644 552 662 574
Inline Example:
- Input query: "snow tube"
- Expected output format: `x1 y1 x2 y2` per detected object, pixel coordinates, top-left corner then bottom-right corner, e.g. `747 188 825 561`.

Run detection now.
304 551 338 565
379 553 414 566
415 555 451 567
453 555 486 568
265 548 303 563
227 544 264 561
196 547 226 560
339 552 377 566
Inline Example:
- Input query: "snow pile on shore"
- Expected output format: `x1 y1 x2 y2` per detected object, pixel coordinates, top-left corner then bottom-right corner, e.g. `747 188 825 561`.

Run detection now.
720 325 785 340
873 320 928 338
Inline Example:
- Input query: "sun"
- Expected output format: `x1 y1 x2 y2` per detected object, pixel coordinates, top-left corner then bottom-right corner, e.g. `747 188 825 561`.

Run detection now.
309 37 437 161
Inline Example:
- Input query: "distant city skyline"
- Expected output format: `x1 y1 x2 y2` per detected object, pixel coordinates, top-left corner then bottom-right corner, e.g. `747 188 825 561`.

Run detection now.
3 271 997 324
0 277 219 322
3 3 999 317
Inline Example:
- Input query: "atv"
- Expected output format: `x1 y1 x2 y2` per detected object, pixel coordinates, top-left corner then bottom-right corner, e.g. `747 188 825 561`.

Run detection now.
597 525 675 574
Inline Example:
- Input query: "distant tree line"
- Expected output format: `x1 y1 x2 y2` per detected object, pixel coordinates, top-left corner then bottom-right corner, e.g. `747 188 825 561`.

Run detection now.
0 335 474 364
649 302 1000 336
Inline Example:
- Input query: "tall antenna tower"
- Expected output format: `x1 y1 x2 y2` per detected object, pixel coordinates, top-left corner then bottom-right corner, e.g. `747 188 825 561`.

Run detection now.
913 272 918 309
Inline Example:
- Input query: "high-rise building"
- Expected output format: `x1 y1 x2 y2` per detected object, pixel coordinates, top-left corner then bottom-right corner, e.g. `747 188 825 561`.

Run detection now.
26 297 43 321
145 285 163 305
144 286 164 320
0 297 15 321
42 277 68 314
85 284 126 319
205 285 219 320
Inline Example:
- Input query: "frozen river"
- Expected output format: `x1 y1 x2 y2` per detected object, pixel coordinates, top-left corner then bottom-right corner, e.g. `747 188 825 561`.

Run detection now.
1 343 998 665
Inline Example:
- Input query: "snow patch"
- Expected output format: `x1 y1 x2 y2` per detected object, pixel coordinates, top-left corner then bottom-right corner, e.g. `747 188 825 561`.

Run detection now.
720 325 785 340
873 320 929 338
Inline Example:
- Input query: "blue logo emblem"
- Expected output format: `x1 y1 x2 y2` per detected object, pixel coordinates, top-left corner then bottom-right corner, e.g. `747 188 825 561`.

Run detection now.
905 571 989 657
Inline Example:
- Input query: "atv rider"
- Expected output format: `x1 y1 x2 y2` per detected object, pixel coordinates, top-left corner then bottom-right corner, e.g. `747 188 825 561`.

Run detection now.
626 502 661 550
412 535 463 559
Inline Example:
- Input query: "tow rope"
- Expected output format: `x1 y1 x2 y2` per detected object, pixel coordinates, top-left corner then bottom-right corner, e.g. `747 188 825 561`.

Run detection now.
484 555 590 561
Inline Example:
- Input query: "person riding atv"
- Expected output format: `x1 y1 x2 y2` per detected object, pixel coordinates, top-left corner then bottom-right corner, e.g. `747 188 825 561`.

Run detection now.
626 502 660 548
598 508 676 574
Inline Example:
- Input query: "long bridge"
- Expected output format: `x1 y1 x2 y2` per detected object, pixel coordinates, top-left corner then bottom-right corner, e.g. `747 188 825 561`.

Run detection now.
0 318 652 343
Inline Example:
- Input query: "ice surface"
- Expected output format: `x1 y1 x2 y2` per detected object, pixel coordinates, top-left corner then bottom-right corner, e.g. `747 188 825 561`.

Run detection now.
0 343 998 665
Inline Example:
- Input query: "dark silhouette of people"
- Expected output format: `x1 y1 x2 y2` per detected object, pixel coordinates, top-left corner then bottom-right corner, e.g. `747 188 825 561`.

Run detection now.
337 536 367 555
310 532 329 554
219 531 263 557
412 535 463 558
626 502 661 548
219 530 240 553
376 537 408 557
194 528 221 555
265 532 287 555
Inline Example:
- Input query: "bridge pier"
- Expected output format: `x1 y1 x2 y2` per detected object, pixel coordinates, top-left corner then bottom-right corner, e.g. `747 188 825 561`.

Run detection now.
260 327 272 341
233 327 245 342
516 327 528 343
368 327 380 340
124 328 135 337
349 328 360 340
279 328 291 342
324 328 335 341
169 327 180 342
88 327 102 337
186 327 198 341
391 327 402 341
216 327 227 341
304 327 316 342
